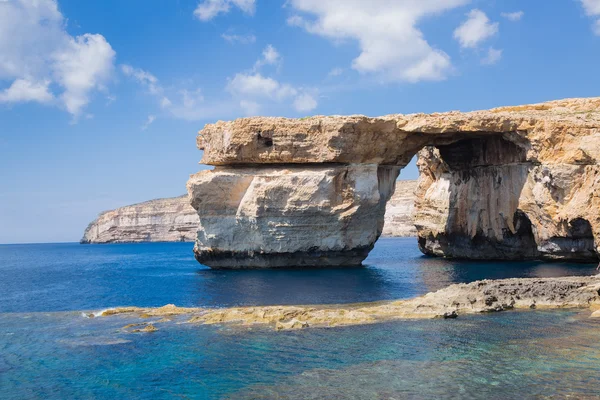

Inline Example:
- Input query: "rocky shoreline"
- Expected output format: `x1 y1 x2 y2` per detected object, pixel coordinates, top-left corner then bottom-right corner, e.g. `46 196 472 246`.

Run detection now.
96 274 600 331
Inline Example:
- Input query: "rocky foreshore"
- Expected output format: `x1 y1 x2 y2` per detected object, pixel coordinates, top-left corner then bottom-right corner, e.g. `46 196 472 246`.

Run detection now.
81 181 417 244
96 274 600 331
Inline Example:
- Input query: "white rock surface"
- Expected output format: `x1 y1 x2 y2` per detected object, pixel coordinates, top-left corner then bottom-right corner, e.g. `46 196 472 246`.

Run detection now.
80 196 198 243
186 164 400 268
80 180 418 244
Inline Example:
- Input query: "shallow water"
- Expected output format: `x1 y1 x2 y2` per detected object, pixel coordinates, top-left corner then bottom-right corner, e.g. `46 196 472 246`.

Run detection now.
1 239 599 399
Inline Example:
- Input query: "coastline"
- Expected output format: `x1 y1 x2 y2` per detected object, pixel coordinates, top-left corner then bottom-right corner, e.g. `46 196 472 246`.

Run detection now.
94 274 600 331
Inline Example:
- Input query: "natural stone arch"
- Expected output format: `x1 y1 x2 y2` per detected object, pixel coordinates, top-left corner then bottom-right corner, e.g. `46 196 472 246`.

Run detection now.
187 98 600 268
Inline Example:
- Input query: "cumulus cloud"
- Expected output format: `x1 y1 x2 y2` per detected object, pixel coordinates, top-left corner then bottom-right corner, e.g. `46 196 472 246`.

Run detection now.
454 9 499 48
227 72 317 115
227 72 297 99
579 0 600 35
501 11 524 21
481 47 502 65
287 0 470 83
53 34 115 116
253 44 282 70
0 79 53 103
227 46 318 115
194 0 255 21
126 44 317 120
0 0 115 116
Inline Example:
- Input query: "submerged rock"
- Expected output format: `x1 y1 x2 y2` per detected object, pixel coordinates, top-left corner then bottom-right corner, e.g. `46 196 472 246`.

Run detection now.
190 97 600 267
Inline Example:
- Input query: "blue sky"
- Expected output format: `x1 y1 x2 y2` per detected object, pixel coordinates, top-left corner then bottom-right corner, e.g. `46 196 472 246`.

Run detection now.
1 0 600 243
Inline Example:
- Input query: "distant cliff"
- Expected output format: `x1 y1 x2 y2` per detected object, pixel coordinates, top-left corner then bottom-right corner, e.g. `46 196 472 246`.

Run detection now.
382 180 417 237
81 181 417 243
80 196 199 243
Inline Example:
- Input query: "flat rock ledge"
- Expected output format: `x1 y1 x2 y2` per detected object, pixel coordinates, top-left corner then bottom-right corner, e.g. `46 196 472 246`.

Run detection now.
96 275 600 331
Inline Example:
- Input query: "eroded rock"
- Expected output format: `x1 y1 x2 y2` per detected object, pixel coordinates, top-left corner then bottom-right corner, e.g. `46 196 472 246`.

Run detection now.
190 97 600 267
81 181 418 244
187 164 400 268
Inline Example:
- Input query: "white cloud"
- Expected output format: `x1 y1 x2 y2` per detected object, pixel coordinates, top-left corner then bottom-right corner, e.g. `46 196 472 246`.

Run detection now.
194 0 255 21
121 64 160 94
481 47 502 65
141 114 156 130
123 66 235 121
581 0 600 15
501 11 524 21
262 45 280 65
580 0 600 35
293 93 317 112
287 0 470 83
227 72 318 115
0 78 53 103
53 34 115 116
0 0 115 116
126 43 317 120
227 45 319 115
253 44 282 70
454 9 499 48
221 32 256 44
227 72 297 99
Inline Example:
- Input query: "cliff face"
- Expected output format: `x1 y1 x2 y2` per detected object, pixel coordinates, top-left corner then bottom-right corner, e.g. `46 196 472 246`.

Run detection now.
189 97 600 268
81 181 418 244
80 196 198 243
382 180 418 237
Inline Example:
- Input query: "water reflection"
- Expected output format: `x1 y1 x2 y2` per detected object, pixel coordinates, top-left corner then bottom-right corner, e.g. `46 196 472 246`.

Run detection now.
194 266 396 306
414 256 598 293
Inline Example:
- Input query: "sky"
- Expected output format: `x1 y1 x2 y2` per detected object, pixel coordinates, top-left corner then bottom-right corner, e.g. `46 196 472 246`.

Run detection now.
1 0 600 244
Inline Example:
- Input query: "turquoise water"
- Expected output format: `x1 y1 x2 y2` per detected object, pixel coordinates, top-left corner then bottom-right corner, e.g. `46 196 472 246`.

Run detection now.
1 239 600 399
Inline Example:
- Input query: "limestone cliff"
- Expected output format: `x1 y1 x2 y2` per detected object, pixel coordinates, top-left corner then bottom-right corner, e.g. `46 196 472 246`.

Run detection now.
80 196 198 243
190 97 600 268
81 181 418 244
382 180 418 237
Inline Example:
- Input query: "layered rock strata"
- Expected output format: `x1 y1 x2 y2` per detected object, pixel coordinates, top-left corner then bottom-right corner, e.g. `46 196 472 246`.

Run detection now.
98 274 600 331
382 180 418 237
80 196 198 243
80 181 418 244
187 164 400 267
189 98 600 267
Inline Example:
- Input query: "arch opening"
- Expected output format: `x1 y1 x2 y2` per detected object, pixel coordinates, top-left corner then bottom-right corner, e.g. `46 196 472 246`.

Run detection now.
405 133 539 260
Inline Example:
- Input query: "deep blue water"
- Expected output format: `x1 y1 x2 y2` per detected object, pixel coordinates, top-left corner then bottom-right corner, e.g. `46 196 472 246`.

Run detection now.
1 238 597 313
1 239 600 399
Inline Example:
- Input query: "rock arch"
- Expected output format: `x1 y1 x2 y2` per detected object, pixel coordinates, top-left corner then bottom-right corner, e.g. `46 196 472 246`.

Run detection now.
187 98 600 268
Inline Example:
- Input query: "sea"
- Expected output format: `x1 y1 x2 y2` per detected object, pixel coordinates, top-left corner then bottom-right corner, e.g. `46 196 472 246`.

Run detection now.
1 238 599 399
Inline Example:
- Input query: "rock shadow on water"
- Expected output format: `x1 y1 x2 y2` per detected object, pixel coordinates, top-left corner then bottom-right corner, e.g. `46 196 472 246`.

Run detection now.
193 265 395 306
